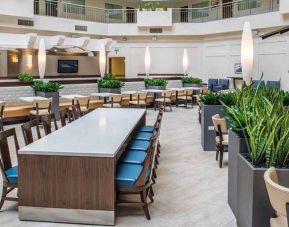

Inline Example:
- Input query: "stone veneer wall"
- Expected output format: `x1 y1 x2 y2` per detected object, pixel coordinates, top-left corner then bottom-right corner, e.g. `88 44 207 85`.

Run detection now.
0 80 182 106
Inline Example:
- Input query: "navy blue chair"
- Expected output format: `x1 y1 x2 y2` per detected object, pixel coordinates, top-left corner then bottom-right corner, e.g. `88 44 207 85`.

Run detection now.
252 80 265 89
219 79 230 90
208 79 219 91
0 128 19 211
116 141 156 220
267 80 280 90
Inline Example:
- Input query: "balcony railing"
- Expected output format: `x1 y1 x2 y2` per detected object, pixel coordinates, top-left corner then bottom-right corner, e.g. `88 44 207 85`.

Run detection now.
34 0 279 24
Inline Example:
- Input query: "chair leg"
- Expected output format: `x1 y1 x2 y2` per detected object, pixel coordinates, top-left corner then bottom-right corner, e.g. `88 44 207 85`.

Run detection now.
0 186 7 211
150 185 154 197
140 189 150 220
155 156 159 165
185 100 188 109
153 168 157 179
170 102 172 111
154 102 157 111
216 147 219 161
219 149 224 168
147 187 154 203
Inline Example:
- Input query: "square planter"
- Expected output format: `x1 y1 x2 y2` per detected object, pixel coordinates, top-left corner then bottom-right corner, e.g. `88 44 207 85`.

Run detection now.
146 86 166 90
228 130 248 218
36 91 60 120
98 87 121 94
237 154 289 227
201 104 225 151
183 83 201 88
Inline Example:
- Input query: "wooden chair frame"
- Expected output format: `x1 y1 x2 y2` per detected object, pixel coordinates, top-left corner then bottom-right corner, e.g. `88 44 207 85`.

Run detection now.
30 99 52 123
215 125 228 168
41 113 58 136
59 108 73 127
0 128 19 210
176 90 194 108
154 91 173 112
108 95 123 108
21 119 41 145
71 103 82 120
129 92 148 108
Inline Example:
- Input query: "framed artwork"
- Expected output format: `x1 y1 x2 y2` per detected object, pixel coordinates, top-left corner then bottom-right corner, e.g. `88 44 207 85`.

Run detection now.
234 63 242 74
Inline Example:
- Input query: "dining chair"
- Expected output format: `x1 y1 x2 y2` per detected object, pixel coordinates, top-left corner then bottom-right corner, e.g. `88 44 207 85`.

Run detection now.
0 128 19 211
59 108 72 127
218 79 230 90
176 89 194 108
116 137 156 220
30 98 52 122
208 79 219 91
252 80 265 89
103 94 123 108
0 101 5 131
264 167 289 227
74 96 90 114
129 92 147 108
267 80 281 90
71 103 82 120
154 91 173 111
212 114 228 168
41 113 58 136
21 119 42 145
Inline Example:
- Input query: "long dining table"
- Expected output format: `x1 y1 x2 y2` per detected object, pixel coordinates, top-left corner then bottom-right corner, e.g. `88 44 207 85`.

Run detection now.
18 108 146 225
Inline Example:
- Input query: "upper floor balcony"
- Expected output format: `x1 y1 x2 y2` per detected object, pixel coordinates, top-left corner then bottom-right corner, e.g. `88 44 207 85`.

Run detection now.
34 0 279 25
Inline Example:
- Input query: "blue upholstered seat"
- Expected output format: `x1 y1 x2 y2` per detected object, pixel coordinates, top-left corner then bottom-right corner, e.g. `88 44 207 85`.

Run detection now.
5 166 18 183
116 164 143 188
122 150 147 165
128 140 150 151
139 125 154 133
134 132 153 141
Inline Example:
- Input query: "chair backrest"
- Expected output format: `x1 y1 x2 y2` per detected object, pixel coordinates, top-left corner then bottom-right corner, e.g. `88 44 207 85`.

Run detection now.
71 103 82 120
264 167 289 219
208 79 219 91
74 96 90 108
137 92 147 101
33 98 52 109
59 108 72 127
219 79 230 89
212 114 228 134
21 119 41 145
200 86 208 95
109 94 122 103
162 90 172 98
0 128 19 183
0 101 5 118
41 113 58 135
267 80 280 90
252 80 265 89
184 89 193 96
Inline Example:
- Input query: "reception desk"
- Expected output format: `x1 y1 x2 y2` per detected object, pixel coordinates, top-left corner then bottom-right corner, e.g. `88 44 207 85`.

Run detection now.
18 108 146 225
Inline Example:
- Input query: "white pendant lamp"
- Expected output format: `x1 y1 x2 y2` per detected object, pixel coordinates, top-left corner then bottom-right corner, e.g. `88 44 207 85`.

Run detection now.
241 22 254 85
99 44 106 78
183 48 189 76
38 39 46 80
145 46 151 78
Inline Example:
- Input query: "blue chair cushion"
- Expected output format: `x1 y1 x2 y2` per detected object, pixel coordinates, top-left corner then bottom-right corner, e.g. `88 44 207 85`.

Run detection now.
116 164 143 188
122 150 147 165
139 125 154 133
134 132 153 141
5 166 18 183
128 140 150 151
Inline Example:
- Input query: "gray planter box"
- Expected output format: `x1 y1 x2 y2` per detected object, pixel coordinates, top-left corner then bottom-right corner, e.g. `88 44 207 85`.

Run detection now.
147 85 166 90
237 154 289 227
228 130 248 218
98 87 121 94
36 91 60 120
201 104 225 151
183 83 201 88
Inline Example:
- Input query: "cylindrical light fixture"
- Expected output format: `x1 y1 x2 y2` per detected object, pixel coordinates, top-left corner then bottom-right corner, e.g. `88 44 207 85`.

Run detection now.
99 44 106 78
183 48 189 76
145 46 151 78
241 22 254 85
38 39 46 80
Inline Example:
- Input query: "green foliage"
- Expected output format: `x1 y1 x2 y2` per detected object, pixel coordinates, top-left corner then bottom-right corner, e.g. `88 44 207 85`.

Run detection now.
199 92 236 106
97 73 124 88
139 2 167 11
32 81 63 92
225 85 289 168
144 78 168 87
18 72 33 82
181 77 202 84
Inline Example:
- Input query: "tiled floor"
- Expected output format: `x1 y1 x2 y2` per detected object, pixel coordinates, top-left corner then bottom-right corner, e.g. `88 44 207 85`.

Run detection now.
0 107 237 227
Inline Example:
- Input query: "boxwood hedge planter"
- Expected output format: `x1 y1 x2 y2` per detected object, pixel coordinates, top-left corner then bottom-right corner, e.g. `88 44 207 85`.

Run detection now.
228 130 248 218
36 91 60 120
146 85 166 90
183 83 201 88
98 87 121 94
201 104 225 151
237 154 289 227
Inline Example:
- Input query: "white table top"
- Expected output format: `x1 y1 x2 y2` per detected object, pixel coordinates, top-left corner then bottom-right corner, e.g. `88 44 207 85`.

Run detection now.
91 92 113 97
19 96 48 102
61 94 87 100
142 89 165 93
122 91 138 95
19 108 146 157
169 88 185 91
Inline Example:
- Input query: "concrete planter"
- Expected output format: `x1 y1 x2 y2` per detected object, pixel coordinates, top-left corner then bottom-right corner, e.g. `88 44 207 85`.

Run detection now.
36 91 60 120
201 104 225 151
237 154 289 227
98 87 121 94
147 85 166 90
183 83 202 88
228 130 248 218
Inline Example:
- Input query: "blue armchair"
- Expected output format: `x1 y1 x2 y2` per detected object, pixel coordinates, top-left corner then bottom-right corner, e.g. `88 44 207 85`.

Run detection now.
219 79 230 90
252 80 265 89
208 79 219 91
267 80 280 90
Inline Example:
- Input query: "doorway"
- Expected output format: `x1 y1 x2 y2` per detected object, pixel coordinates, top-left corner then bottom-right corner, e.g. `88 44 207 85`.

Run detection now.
180 6 188 23
45 0 58 17
109 57 125 79
126 7 135 23
222 0 233 19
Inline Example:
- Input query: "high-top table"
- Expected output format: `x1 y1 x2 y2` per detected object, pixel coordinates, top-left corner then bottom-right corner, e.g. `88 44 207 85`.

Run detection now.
18 108 146 226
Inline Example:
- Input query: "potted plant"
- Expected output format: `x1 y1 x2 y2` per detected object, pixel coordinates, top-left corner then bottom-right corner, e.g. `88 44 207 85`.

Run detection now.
181 77 203 87
144 78 168 90
18 72 33 82
32 80 63 119
199 92 235 151
98 73 124 94
225 86 289 227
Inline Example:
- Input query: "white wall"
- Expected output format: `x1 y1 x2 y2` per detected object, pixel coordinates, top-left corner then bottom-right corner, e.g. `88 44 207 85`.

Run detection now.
0 0 34 18
280 0 289 14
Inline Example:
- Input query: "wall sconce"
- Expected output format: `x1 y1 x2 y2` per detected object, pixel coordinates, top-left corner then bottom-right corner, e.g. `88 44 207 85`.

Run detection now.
26 54 33 69
241 21 254 85
99 44 106 78
11 54 19 63
145 46 151 78
183 48 189 76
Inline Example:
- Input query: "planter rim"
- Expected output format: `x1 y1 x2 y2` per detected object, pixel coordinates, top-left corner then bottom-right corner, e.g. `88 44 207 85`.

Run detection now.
201 103 224 107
